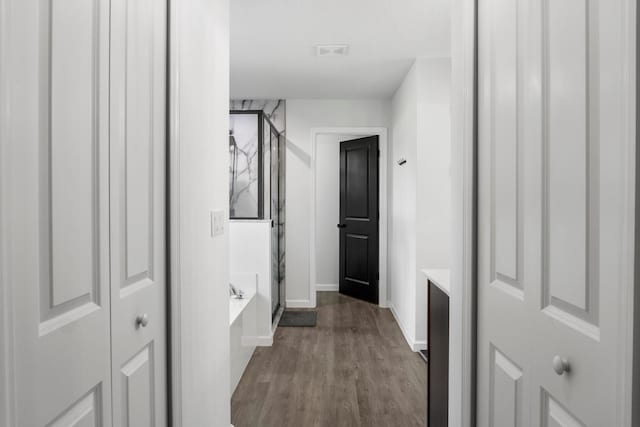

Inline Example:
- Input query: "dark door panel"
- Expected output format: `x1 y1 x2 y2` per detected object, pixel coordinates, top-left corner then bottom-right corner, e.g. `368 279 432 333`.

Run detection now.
339 136 379 304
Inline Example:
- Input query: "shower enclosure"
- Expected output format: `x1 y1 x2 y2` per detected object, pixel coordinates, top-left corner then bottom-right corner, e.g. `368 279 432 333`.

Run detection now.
229 110 284 319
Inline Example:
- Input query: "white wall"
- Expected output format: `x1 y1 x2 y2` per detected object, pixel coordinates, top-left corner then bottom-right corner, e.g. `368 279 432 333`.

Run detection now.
389 58 451 351
314 134 358 287
415 57 452 343
170 0 231 425
286 100 391 306
389 67 419 347
229 220 274 343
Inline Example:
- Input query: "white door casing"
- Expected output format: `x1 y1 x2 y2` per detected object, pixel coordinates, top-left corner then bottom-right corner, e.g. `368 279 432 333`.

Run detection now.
1 0 168 425
308 127 389 309
109 0 168 425
477 0 636 426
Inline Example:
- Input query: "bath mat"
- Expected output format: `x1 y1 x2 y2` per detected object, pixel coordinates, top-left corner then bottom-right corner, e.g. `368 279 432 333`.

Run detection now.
279 311 317 327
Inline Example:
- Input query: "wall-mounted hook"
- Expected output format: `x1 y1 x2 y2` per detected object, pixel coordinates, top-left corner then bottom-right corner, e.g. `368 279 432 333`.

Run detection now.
397 158 407 166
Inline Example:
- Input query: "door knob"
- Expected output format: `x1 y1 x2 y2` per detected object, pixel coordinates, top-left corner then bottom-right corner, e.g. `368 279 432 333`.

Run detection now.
337 224 346 228
136 313 149 328
552 356 570 375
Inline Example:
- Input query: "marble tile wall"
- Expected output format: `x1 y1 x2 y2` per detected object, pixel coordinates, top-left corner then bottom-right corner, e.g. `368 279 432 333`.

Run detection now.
230 100 286 316
230 99 285 133
229 113 260 218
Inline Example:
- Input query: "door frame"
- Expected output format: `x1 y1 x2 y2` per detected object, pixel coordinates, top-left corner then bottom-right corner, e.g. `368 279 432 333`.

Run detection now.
453 0 639 425
450 0 478 424
634 3 640 424
0 1 15 424
309 127 388 308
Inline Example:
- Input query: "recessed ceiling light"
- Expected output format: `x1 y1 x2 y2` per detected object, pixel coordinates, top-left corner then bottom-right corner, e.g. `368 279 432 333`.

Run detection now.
315 44 349 57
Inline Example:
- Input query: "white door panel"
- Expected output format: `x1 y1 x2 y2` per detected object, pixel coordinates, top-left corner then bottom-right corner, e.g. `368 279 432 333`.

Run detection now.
109 0 167 425
478 0 634 425
47 390 102 427
489 347 524 426
6 0 112 425
542 393 585 427
5 0 168 425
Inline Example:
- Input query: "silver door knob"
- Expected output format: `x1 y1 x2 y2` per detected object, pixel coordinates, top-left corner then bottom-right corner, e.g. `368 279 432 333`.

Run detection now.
136 313 149 328
552 356 570 375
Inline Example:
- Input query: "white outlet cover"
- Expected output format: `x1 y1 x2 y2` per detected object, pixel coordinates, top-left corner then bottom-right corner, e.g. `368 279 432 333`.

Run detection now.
212 210 225 237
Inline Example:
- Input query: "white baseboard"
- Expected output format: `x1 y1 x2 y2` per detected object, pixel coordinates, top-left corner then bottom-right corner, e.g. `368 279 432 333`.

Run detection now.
389 303 423 352
241 335 273 347
286 299 314 308
316 284 338 292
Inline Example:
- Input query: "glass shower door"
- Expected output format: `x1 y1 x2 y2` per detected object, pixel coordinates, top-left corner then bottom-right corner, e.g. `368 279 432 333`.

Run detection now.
270 128 280 319
230 110 283 320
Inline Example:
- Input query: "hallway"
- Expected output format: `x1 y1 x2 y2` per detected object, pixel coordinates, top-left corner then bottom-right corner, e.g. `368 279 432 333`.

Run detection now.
231 292 427 427
2 0 638 424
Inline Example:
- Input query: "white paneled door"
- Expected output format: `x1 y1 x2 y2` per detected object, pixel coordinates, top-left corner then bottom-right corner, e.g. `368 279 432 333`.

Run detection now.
109 0 167 425
477 0 635 425
3 0 167 425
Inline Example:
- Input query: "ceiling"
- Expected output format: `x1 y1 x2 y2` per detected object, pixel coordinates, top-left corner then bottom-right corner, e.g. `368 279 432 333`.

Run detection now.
230 0 451 99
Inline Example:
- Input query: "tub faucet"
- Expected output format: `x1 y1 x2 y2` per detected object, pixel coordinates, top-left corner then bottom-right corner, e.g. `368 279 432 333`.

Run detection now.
229 283 245 299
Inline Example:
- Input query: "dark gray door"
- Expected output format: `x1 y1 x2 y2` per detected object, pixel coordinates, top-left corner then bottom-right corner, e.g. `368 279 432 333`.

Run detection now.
338 136 379 304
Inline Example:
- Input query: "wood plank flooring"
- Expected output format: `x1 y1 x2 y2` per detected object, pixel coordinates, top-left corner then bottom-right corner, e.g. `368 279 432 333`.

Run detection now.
231 292 427 427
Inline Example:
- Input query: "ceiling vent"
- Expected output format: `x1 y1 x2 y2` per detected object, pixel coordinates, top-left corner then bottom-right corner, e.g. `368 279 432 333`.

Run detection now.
315 44 349 57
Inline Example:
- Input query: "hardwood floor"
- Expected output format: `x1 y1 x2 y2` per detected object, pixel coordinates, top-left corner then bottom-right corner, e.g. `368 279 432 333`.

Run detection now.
231 292 427 427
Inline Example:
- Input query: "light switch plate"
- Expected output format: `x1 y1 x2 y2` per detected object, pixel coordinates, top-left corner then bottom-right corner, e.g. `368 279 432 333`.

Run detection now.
211 210 225 237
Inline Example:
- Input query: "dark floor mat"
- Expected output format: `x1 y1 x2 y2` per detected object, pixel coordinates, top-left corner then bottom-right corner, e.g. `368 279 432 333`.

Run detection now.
279 310 317 327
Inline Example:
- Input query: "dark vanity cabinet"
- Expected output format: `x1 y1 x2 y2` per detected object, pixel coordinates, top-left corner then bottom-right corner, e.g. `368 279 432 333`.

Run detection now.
427 279 449 426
